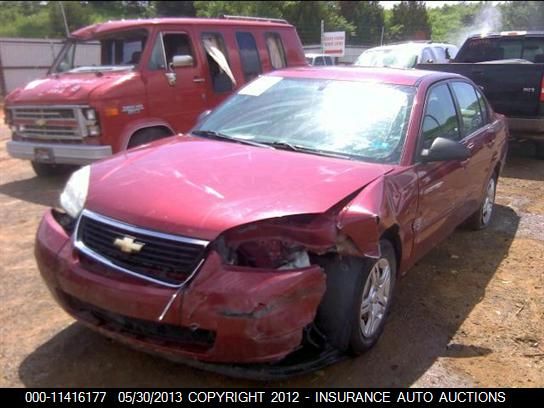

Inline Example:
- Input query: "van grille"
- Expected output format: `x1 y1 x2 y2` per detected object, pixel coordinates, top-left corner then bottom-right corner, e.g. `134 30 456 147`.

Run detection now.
75 210 208 286
9 106 84 140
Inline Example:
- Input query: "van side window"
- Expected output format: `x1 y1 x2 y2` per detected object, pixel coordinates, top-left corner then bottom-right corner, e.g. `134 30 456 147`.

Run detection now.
149 33 195 70
201 33 235 93
265 33 286 69
421 83 460 150
451 82 484 136
236 32 262 82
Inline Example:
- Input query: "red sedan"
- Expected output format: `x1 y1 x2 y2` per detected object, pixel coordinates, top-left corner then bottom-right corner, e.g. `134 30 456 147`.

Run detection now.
35 67 508 376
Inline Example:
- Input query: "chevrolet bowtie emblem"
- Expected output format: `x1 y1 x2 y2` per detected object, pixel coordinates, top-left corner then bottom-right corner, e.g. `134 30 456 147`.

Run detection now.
113 236 145 254
35 118 46 127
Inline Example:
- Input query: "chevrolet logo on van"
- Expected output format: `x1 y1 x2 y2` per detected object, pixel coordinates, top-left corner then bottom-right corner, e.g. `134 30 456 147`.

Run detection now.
113 236 145 254
35 118 47 127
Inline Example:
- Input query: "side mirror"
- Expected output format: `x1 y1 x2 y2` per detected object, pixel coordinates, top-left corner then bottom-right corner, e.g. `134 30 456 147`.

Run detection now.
171 55 193 68
421 137 470 162
197 110 212 123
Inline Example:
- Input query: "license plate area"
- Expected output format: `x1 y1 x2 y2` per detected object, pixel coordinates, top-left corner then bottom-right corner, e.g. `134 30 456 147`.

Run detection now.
34 147 54 163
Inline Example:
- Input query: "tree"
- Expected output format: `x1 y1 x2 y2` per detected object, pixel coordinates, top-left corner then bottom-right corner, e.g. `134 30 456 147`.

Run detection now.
387 1 431 42
155 1 196 17
339 1 384 45
500 1 544 30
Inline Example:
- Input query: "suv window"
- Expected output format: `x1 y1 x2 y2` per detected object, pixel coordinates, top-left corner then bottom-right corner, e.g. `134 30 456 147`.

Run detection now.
314 56 325 66
451 82 484 136
421 48 434 63
459 37 544 62
421 83 460 150
265 33 286 69
236 32 262 82
149 33 195 70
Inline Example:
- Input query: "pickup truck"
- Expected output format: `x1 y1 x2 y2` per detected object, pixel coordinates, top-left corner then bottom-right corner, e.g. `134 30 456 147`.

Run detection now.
418 31 544 158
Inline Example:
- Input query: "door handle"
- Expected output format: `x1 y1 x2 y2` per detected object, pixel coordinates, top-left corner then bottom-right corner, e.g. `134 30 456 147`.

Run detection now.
193 77 205 83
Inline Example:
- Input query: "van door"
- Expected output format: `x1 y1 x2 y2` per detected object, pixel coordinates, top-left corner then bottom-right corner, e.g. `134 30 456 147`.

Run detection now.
144 30 207 133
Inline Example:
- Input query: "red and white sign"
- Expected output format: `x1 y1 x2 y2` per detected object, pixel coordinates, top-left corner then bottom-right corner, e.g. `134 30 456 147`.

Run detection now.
322 31 345 57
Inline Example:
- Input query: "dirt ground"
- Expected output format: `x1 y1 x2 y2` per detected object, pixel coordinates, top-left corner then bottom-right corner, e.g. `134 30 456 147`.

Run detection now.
0 114 542 387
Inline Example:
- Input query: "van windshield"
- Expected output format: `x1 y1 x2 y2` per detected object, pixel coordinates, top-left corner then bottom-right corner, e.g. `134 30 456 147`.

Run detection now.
52 29 148 73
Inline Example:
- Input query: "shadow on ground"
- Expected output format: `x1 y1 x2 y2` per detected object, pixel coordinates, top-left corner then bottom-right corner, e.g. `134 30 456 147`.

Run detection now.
18 205 519 387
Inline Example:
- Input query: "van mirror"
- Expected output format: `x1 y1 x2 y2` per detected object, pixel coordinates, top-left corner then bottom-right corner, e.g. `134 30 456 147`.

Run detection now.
171 55 193 68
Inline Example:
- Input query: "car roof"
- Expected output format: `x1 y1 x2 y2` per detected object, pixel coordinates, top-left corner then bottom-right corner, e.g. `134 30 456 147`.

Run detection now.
72 17 293 40
305 53 332 58
267 66 460 86
363 42 457 53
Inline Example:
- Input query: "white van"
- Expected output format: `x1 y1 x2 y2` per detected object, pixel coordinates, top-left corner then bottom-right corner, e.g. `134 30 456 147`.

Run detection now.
354 42 458 69
305 53 335 66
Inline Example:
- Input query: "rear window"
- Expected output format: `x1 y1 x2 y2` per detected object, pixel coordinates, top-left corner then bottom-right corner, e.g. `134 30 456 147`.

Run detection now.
458 36 544 63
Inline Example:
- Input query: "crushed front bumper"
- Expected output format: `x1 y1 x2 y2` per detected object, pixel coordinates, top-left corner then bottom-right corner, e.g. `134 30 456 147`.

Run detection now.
35 209 328 368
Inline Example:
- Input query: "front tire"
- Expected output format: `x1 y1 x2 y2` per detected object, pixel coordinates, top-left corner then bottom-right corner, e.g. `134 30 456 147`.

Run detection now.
31 161 76 177
315 240 397 355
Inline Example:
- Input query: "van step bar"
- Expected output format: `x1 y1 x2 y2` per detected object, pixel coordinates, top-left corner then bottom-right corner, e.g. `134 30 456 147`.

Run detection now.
221 15 289 24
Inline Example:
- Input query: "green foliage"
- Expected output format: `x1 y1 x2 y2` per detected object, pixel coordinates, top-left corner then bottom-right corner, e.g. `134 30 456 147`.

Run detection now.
500 1 544 31
155 1 196 17
428 2 484 44
339 1 384 45
387 1 431 42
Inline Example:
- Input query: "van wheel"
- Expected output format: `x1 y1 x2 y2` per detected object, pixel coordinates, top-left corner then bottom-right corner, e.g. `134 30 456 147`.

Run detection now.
465 175 497 230
127 127 172 149
31 161 76 177
315 240 397 354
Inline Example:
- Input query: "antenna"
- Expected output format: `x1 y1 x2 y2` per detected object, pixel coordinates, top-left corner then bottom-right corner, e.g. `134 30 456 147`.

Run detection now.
59 2 70 37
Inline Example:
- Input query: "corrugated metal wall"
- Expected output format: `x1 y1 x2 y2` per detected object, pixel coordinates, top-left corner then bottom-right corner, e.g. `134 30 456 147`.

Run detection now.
0 37 99 97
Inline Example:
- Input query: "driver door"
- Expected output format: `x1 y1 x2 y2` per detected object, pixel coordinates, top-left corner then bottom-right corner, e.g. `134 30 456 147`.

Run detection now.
144 30 207 133
412 81 469 260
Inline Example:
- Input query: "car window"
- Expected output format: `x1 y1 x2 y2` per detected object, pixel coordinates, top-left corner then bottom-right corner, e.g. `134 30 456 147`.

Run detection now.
236 32 262 82
421 83 460 150
265 32 287 69
475 87 489 125
149 33 195 70
314 56 325 66
451 82 484 136
522 37 544 62
325 56 334 65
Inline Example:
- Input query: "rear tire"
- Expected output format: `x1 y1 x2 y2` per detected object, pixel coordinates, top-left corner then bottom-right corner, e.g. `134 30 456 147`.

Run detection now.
127 127 172 149
31 161 76 177
315 240 397 354
465 174 497 230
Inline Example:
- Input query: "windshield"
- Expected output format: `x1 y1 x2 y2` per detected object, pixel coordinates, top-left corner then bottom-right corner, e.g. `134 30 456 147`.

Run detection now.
195 76 416 164
53 29 148 73
354 47 419 68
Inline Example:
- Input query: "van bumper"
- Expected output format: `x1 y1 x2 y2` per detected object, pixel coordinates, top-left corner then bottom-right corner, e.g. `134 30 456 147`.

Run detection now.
7 141 112 165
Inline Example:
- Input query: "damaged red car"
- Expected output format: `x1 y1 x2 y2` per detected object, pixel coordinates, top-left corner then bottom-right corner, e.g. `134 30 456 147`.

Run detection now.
35 67 508 377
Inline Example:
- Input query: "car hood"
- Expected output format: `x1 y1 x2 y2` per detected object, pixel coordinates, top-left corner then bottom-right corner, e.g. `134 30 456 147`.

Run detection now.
86 136 394 240
5 70 135 104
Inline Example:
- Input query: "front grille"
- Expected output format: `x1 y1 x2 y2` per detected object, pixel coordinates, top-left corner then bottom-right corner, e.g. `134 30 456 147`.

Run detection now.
60 291 216 350
76 210 208 286
9 106 84 140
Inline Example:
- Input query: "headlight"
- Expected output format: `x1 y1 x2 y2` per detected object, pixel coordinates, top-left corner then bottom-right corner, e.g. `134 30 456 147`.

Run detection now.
84 108 96 121
60 165 90 218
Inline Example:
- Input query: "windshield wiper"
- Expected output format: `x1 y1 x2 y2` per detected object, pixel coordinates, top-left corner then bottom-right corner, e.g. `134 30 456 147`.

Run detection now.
263 141 354 160
191 130 272 149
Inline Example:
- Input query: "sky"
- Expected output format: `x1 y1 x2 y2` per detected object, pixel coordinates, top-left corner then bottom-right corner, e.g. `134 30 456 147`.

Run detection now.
379 1 504 9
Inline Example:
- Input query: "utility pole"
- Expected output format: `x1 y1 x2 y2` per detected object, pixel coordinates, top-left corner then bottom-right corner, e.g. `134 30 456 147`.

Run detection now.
380 26 385 46
59 2 70 38
321 20 324 54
